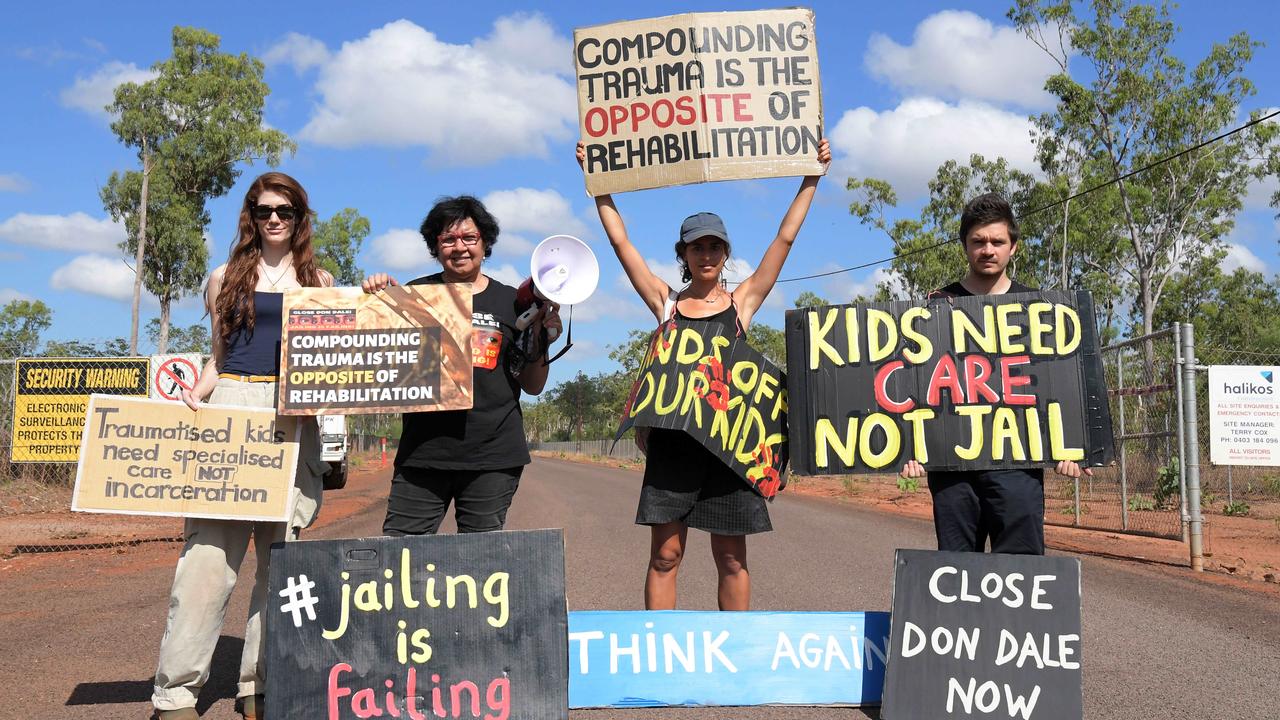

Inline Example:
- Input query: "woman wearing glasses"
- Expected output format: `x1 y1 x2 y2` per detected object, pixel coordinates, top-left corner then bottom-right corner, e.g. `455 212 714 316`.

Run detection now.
578 139 830 611
152 172 333 720
362 195 560 537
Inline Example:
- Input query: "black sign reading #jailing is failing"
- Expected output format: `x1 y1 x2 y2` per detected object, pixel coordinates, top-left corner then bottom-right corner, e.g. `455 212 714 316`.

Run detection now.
784 291 1115 475
616 320 788 497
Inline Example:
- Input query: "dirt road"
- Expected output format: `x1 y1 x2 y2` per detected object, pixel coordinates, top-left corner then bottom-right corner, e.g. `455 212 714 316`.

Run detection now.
2 456 1277 719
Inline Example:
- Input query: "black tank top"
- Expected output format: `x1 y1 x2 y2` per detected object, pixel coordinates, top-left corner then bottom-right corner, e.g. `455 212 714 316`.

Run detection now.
673 298 745 336
222 291 283 376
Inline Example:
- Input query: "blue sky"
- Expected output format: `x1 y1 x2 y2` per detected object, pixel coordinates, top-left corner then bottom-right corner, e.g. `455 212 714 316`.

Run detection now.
2 1 1277 380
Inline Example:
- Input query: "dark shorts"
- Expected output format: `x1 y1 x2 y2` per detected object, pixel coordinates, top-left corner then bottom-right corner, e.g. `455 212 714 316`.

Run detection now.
636 428 772 536
383 465 523 536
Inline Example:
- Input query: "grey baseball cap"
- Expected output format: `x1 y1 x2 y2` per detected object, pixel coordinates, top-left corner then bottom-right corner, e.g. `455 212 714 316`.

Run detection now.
679 212 729 244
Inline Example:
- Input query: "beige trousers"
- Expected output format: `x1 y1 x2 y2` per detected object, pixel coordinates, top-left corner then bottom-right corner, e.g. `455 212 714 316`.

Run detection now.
152 379 326 711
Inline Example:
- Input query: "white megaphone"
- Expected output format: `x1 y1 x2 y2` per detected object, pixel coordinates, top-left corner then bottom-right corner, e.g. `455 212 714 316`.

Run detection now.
515 234 599 344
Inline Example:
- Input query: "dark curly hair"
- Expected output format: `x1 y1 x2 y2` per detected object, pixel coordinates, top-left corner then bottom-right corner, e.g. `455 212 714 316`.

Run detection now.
959 192 1020 245
419 195 500 259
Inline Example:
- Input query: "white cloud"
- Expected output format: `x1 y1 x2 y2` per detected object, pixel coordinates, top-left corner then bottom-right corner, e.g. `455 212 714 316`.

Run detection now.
0 288 34 305
1221 243 1267 274
263 32 330 73
481 187 591 259
60 61 156 118
822 267 905 302
485 263 524 288
50 254 135 300
368 228 428 272
0 212 123 253
570 287 648 323
0 174 30 192
298 17 576 164
830 97 1038 197
472 13 572 74
483 187 590 240
866 10 1062 108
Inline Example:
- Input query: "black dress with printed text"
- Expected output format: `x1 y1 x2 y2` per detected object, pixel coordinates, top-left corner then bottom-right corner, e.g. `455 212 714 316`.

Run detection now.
635 302 772 535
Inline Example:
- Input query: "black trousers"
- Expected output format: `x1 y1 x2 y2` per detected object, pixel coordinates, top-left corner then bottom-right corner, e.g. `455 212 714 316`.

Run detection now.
927 469 1045 555
383 465 523 536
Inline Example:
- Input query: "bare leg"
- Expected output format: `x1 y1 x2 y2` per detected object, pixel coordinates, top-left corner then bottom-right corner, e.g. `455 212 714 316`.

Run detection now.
644 522 688 610
710 534 749 611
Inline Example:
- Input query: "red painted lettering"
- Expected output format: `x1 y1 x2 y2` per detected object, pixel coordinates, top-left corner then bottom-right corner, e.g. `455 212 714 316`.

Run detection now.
1001 355 1035 405
962 355 999 404
874 360 915 412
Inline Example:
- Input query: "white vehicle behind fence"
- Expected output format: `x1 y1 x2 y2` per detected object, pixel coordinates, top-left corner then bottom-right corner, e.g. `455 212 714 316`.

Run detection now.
317 414 348 490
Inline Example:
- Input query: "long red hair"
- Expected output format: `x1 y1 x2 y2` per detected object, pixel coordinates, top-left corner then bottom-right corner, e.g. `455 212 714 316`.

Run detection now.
216 172 323 344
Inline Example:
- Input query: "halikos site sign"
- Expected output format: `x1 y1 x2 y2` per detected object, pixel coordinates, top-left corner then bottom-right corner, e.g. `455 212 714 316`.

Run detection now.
785 291 1115 474
279 286 474 416
575 8 824 195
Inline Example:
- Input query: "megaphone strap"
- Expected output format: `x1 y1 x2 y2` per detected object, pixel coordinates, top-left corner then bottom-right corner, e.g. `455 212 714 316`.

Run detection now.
544 304 574 365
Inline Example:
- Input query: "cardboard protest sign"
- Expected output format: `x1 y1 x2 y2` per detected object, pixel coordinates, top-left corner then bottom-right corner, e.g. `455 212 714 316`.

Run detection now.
265 530 569 720
279 285 473 415
569 610 890 708
575 8 824 195
1208 365 1280 466
616 320 789 497
11 357 150 462
785 291 1115 475
72 395 299 522
882 550 1083 720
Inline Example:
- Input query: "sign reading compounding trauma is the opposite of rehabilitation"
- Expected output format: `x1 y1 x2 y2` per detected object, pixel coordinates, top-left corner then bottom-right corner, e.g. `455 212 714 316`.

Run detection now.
785 291 1115 475
575 8 825 195
278 286 474 416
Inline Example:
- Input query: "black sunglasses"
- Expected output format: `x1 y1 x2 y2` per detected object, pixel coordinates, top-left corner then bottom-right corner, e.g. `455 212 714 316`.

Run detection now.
251 204 298 221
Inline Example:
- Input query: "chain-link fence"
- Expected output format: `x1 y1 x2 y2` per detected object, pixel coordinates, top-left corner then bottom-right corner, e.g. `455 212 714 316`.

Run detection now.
1044 327 1185 538
530 438 644 461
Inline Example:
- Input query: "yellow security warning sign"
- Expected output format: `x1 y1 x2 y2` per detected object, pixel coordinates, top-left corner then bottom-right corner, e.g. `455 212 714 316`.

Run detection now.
11 357 151 462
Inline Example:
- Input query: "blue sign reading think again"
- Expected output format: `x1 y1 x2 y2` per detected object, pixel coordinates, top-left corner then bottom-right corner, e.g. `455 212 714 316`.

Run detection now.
567 611 891 708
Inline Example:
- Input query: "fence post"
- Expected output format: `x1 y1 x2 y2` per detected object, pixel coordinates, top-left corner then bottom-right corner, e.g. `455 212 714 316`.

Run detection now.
1117 348 1128 531
1174 324 1189 542
1179 323 1205 571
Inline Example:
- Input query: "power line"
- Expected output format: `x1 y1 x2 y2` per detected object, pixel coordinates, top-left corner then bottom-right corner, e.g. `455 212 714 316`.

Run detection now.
772 107 1280 285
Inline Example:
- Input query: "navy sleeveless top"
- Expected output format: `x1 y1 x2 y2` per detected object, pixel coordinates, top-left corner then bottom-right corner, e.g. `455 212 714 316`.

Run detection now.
222 291 283 376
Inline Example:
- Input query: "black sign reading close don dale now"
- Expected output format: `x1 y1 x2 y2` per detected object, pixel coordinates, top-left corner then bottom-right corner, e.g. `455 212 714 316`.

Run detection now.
882 550 1083 720
265 529 569 720
784 290 1115 475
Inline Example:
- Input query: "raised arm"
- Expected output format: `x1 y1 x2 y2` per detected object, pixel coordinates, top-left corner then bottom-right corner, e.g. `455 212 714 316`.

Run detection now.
579 141 669 322
732 139 831 325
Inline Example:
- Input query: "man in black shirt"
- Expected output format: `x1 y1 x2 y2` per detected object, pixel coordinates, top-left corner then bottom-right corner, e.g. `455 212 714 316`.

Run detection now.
900 192 1089 555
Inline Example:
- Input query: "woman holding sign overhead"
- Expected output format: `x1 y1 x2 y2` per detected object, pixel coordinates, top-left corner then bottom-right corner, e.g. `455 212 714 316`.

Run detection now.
578 138 830 611
152 172 333 720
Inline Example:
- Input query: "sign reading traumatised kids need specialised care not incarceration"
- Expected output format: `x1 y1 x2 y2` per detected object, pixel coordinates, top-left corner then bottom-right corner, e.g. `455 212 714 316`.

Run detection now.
265 530 569 720
617 320 789 498
785 291 1115 475
279 285 474 415
882 550 1084 720
73 395 300 522
575 8 824 195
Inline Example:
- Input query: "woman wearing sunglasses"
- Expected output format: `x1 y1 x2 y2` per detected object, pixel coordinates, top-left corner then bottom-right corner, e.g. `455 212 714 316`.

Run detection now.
578 138 830 611
362 195 560 538
152 172 333 720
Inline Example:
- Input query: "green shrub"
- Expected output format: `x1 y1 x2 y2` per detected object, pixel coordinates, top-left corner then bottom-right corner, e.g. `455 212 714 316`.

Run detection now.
1153 457 1180 509
1128 495 1156 512
897 476 920 493
1222 500 1250 517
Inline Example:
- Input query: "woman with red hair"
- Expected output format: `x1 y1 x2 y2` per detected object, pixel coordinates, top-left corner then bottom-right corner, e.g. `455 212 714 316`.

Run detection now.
151 172 332 720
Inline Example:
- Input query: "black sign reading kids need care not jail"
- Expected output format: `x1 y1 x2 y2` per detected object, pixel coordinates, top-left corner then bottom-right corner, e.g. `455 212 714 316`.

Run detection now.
784 290 1115 475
